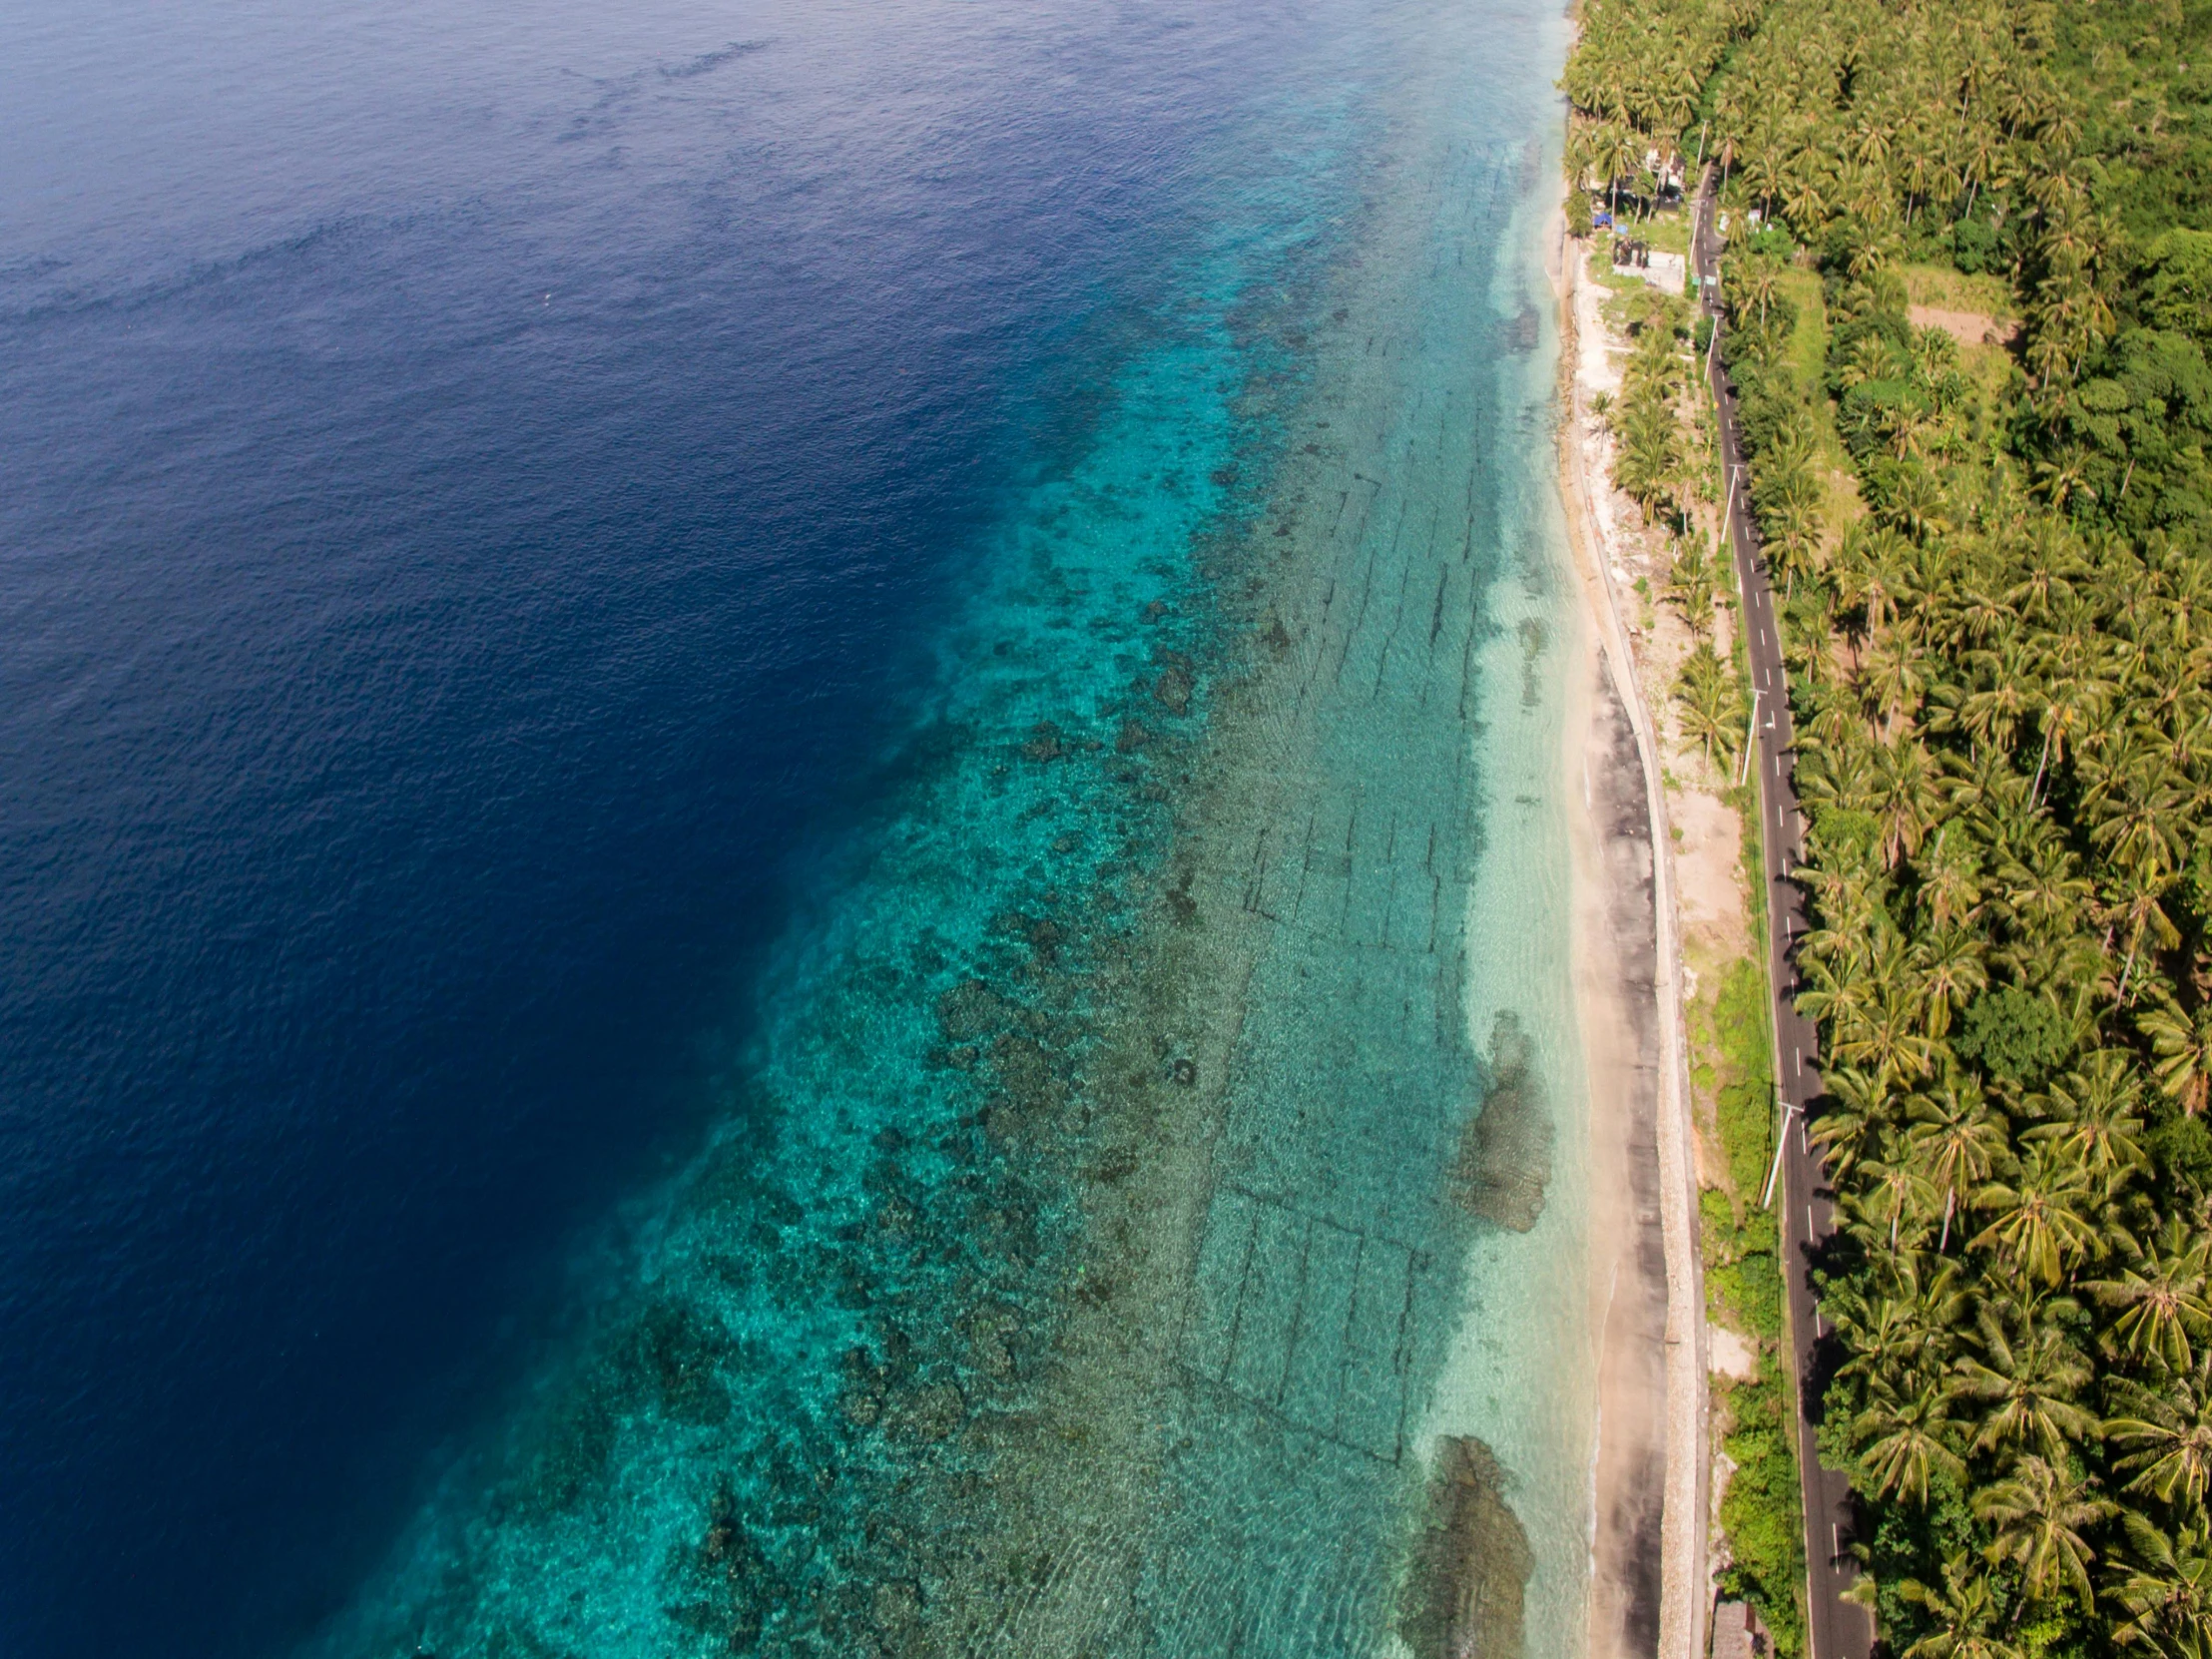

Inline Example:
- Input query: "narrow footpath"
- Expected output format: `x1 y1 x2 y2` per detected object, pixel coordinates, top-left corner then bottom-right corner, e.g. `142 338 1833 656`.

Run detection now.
1690 183 1877 1659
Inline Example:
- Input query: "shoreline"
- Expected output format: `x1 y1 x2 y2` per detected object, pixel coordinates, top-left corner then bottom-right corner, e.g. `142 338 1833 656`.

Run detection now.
1547 212 1711 1659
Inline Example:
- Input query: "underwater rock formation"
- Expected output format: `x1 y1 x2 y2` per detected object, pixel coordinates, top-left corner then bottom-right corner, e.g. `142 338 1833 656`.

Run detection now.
1397 1435 1535 1659
1448 1014 1553 1234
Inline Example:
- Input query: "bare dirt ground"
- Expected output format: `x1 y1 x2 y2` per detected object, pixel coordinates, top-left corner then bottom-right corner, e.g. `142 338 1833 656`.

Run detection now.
1907 303 2018 347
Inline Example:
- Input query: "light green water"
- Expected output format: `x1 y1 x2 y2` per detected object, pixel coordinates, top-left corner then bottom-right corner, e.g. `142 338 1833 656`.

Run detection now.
313 7 1594 1654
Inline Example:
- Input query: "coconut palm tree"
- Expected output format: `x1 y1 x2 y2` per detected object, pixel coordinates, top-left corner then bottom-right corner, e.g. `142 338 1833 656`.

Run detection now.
1673 643 1744 770
1951 1303 2097 1462
1732 256 1785 327
2140 998 2212 1118
1866 735 1939 864
1810 1064 1892 1181
2086 1219 2212 1375
2108 1356 2212 1510
1855 1376 1967 1504
1850 1136 1942 1251
1918 827 1987 933
1971 1144 2102 1288
1837 989 1941 1095
2026 1050 2149 1196
1913 928 1988 1040
1974 1455 2115 1607
1899 1554 2024 1659
2107 1513 2212 1658
1835 1251 1970 1397
1667 536 1713 628
1908 1079 2008 1247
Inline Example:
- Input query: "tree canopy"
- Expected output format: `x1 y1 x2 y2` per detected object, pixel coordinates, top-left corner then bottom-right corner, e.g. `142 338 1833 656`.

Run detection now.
1566 0 2212 1651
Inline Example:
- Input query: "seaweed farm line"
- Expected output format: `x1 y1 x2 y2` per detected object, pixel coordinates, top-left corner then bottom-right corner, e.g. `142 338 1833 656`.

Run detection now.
0 0 1593 1653
313 18 1591 1659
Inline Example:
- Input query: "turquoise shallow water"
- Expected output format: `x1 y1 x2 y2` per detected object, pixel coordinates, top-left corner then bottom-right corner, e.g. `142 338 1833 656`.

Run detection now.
303 7 1587 1656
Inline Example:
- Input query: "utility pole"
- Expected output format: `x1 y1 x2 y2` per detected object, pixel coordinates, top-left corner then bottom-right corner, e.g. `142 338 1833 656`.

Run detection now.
1761 1098 1800 1209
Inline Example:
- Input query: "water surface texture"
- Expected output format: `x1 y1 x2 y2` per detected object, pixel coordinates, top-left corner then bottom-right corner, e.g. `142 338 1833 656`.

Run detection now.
0 2 1584 1654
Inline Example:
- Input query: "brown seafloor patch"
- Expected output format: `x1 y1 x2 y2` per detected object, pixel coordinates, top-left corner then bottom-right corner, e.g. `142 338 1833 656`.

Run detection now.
1397 1435 1536 1659
1447 1013 1554 1234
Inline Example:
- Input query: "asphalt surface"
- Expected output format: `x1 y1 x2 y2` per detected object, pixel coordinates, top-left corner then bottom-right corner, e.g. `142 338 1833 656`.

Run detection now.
1690 184 1878 1659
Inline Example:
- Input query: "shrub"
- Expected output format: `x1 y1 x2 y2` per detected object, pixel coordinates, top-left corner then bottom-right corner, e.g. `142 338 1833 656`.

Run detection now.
1953 985 2071 1089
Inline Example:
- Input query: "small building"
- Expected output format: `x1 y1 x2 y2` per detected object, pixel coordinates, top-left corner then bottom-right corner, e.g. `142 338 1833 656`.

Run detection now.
1712 1599 1770 1659
1613 236 1687 295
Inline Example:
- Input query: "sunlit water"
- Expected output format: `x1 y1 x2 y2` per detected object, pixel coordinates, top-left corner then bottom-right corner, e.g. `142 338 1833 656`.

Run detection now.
0 2 1585 1654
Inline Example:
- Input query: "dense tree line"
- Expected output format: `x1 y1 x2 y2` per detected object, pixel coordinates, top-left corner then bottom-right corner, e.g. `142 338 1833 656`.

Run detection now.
1566 0 2212 1653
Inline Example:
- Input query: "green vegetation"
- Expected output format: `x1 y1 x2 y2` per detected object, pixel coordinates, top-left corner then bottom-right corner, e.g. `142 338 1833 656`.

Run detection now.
1701 947 1810 1650
1724 1356 1813 1657
1568 0 2212 1650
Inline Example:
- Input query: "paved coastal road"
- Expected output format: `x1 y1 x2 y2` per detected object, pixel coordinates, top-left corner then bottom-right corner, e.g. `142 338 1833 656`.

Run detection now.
1691 184 1877 1659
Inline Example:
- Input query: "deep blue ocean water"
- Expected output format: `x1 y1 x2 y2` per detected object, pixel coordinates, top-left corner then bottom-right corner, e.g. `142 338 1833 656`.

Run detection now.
0 3 1580 1655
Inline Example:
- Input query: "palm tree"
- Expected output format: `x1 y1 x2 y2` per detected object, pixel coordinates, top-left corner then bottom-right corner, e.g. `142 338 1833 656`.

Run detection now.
1865 736 1939 864
1733 256 1785 327
1955 631 2042 750
1918 826 1986 932
1899 1554 2023 1659
1836 989 1940 1094
1850 1136 1942 1251
1862 636 1932 743
2086 1220 2212 1375
2026 1049 2149 1194
1769 496 1825 598
2029 646 2111 803
2140 998 2212 1118
1809 1064 1892 1181
1855 1376 1966 1504
2107 1513 2212 1658
1668 536 1720 641
1673 644 1745 771
1973 1455 2115 1607
1970 1144 2101 1288
1617 399 1685 522
1604 122 1645 220
2103 866 2182 1007
1951 1303 2097 1462
1995 837 2094 947
1845 524 1915 636
1835 1252 1969 1398
1908 1080 2008 1247
2108 1357 2212 1510
1784 164 1833 232
2086 758 2191 887
1912 928 1988 1040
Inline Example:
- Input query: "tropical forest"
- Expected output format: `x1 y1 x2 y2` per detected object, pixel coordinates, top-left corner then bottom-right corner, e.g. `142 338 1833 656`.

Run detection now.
1563 0 2212 1652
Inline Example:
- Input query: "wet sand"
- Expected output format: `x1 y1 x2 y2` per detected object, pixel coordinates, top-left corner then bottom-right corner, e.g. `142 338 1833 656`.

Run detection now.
1569 643 1668 1659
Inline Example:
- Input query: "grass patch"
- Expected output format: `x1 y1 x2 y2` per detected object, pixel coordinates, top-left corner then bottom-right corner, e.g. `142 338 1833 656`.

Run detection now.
1899 262 2016 320
1753 267 1860 537
1713 957 1774 1207
1774 269 1827 390
1703 950 1807 1653
1643 210 1692 256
